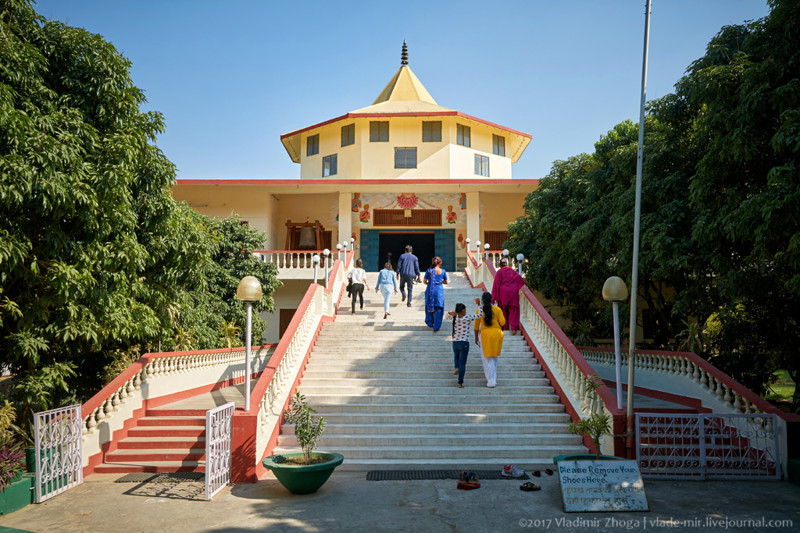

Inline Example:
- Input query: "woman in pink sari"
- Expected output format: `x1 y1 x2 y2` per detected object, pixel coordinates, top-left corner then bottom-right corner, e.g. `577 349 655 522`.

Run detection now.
491 259 525 335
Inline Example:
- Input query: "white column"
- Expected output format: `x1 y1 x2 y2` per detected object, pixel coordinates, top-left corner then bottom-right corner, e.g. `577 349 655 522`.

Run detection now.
466 192 480 244
338 192 352 252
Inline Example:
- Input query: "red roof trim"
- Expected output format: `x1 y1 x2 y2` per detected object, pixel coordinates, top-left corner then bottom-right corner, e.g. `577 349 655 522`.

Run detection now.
280 111 532 140
174 178 540 186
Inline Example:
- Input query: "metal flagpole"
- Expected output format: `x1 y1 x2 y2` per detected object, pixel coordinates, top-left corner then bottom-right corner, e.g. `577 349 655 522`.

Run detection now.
626 0 652 458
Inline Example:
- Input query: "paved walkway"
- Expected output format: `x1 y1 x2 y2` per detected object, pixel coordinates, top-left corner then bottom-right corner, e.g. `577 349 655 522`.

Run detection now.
1 473 798 532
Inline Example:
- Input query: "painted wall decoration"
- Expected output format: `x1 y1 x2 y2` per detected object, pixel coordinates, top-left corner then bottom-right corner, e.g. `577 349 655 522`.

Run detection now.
345 192 467 234
359 203 371 223
446 205 457 224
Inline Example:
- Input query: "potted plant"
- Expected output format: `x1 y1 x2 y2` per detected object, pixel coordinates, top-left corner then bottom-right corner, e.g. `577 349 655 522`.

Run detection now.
262 392 343 494
554 375 625 463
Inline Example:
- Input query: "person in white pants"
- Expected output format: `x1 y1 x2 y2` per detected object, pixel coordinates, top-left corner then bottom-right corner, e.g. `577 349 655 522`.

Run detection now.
474 291 506 388
375 262 398 319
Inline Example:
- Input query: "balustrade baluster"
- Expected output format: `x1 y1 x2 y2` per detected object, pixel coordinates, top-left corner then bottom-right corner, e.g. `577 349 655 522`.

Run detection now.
714 378 724 401
133 371 142 390
723 384 733 407
691 363 701 383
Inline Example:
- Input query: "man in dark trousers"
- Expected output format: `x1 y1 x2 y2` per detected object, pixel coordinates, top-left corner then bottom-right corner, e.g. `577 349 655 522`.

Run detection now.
396 245 420 307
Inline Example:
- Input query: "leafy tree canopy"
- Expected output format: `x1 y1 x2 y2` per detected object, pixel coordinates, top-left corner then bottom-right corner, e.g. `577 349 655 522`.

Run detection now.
0 0 280 431
507 0 799 405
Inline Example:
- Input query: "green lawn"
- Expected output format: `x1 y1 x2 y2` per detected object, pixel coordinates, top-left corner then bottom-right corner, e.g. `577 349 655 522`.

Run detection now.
765 369 796 402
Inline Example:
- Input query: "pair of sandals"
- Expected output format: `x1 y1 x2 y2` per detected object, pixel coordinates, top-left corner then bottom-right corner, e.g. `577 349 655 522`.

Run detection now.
456 471 480 490
520 468 553 492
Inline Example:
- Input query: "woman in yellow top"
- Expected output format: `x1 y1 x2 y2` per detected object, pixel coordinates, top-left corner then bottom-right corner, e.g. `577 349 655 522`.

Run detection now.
474 291 506 388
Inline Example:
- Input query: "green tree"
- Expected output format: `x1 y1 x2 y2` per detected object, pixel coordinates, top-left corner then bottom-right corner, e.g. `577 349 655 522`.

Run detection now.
0 0 280 432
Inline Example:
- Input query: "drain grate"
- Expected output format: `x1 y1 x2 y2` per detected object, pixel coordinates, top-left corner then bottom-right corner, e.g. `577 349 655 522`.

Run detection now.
366 470 529 481
115 472 204 483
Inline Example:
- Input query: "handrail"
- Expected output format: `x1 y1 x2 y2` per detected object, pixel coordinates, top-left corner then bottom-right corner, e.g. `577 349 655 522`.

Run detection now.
81 344 275 428
238 253 352 479
464 249 623 455
520 286 621 415
579 346 800 423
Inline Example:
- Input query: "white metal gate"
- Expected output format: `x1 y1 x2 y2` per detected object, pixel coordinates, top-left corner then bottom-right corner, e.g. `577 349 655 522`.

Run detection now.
205 402 235 500
636 413 780 479
33 404 83 503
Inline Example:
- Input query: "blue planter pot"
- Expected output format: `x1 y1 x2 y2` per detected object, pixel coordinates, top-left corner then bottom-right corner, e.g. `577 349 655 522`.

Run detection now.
262 452 343 495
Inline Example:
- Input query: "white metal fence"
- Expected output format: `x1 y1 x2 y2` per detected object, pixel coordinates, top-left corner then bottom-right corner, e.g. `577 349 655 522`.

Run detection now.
34 404 83 503
205 402 235 500
636 413 781 479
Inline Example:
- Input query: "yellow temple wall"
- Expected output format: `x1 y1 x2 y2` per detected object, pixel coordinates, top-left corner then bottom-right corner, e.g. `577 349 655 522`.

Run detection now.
297 116 513 180
171 185 280 249
480 192 526 237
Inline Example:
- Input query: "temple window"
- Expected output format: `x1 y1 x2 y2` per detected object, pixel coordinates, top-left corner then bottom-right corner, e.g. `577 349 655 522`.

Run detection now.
323 154 338 176
493 134 505 156
306 134 319 156
341 124 355 147
422 121 442 142
394 147 417 169
370 121 389 142
457 124 471 147
475 154 489 177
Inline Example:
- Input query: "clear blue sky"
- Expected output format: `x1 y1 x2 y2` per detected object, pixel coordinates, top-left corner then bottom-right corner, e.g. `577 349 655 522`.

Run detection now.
34 0 770 181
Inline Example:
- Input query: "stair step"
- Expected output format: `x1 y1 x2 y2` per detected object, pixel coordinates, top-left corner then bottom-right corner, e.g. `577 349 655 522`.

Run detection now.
105 449 205 462
282 422 571 435
93 461 205 474
272 445 588 460
311 403 566 414
312 413 572 424
277 434 582 447
145 409 208 417
128 427 206 438
301 393 562 405
136 416 206 427
116 437 205 449
298 378 551 387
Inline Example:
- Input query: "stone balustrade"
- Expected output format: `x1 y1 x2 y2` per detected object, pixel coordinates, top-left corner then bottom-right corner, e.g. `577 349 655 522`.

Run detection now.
464 249 622 456
81 345 273 471
255 250 347 280
234 251 353 481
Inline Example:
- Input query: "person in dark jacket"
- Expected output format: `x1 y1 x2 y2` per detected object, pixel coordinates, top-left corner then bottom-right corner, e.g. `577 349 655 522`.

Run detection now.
396 245 420 307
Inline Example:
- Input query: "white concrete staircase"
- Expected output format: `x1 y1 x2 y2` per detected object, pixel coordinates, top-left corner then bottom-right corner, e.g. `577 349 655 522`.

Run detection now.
273 272 587 470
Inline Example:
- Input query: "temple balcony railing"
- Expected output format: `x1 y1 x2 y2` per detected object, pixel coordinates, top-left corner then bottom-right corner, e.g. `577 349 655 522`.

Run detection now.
254 250 353 279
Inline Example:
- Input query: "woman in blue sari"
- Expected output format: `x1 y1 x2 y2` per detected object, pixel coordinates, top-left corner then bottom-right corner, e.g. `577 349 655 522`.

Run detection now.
423 256 448 332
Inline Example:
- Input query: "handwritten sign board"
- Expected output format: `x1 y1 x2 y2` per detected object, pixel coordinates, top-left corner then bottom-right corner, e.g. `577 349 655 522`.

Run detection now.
558 460 649 513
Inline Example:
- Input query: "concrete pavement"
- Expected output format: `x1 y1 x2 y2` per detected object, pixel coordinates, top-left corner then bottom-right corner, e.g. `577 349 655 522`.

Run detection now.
1 472 799 533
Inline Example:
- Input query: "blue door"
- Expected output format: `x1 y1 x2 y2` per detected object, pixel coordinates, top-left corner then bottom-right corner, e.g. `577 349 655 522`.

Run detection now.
434 229 456 272
359 230 379 271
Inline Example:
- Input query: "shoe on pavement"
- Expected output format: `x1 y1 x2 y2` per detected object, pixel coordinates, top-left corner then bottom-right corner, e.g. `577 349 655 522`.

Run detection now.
502 465 526 478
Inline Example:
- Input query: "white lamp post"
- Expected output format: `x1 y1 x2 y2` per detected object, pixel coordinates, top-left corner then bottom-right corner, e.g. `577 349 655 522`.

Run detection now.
516 253 524 276
603 276 629 410
323 249 330 287
475 241 481 265
342 241 349 255
312 254 320 284
236 276 263 411
484 243 490 262
336 243 342 263
350 237 355 252
502 249 509 267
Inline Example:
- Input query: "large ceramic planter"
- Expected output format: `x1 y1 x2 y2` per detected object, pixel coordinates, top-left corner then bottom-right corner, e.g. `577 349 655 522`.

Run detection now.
262 452 343 495
553 454 628 463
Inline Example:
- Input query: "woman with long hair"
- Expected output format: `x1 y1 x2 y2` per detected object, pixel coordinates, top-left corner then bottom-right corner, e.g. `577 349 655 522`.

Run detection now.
348 258 369 315
423 256 448 332
474 291 505 387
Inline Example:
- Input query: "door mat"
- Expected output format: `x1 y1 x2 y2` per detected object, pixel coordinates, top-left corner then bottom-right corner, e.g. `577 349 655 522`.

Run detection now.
115 472 204 483
366 470 529 481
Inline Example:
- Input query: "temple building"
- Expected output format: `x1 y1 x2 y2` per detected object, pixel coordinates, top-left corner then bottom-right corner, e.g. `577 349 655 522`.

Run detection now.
172 43 539 341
